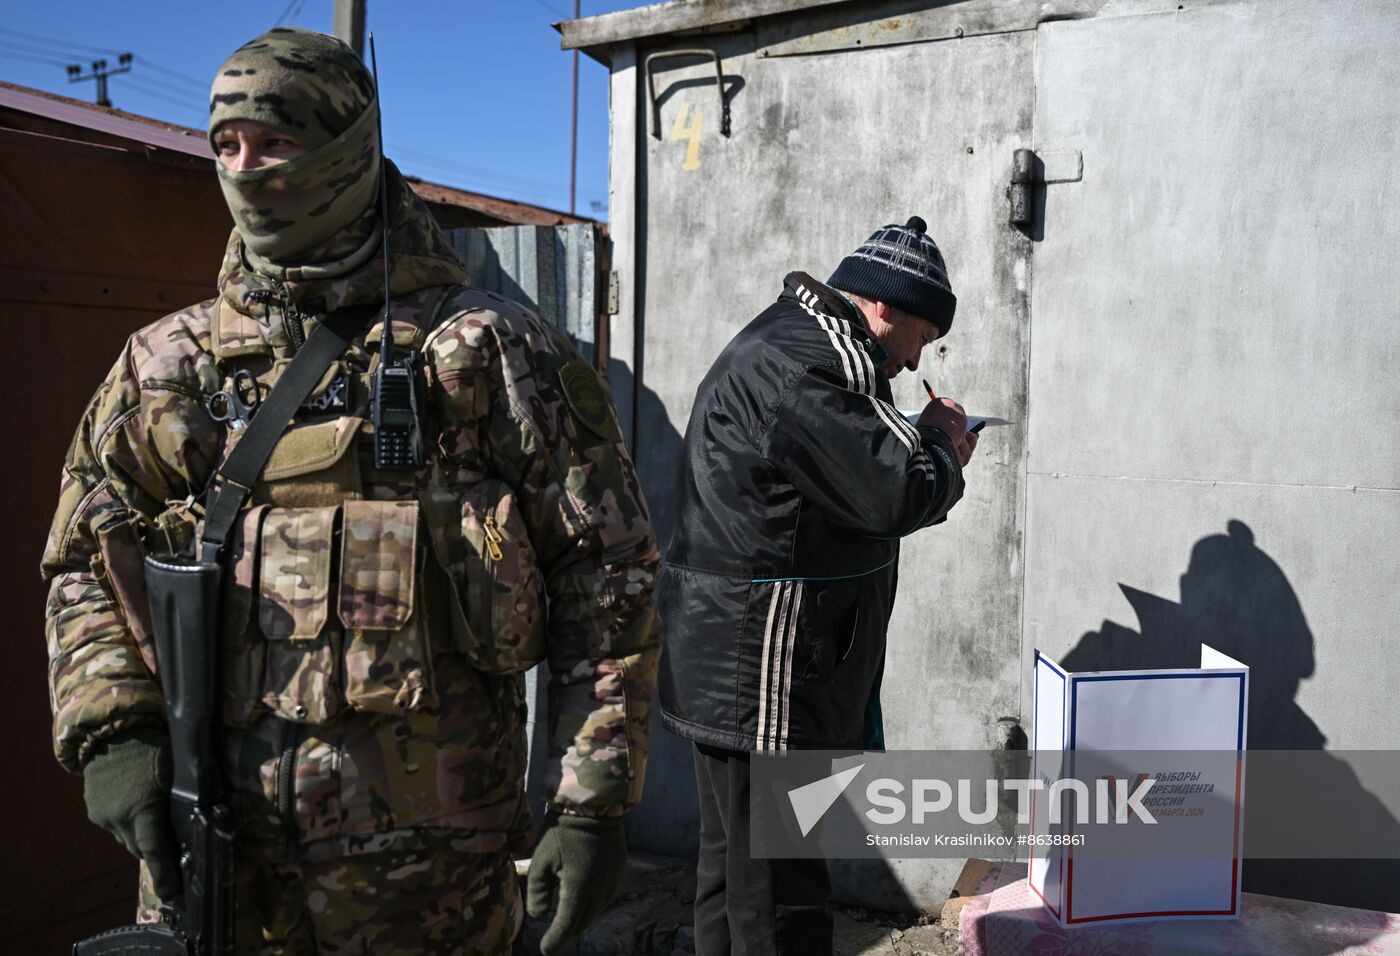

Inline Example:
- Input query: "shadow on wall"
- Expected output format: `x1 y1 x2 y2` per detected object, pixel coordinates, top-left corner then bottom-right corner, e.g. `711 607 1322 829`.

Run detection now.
600 359 701 862
603 360 684 549
461 240 539 325
1060 519 1400 913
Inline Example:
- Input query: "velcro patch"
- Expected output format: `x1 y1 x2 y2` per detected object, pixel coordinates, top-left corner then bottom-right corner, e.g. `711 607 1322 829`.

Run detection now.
558 360 614 440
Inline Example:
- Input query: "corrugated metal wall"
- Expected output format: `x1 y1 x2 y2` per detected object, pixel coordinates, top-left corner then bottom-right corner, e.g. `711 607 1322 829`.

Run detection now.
450 224 604 366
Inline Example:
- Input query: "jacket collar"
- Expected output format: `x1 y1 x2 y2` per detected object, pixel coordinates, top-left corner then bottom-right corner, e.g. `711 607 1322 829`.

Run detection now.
782 271 870 336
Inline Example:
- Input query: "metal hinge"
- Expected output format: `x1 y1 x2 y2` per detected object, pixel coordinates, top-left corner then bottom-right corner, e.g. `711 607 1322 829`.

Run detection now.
607 271 620 315
1009 148 1083 226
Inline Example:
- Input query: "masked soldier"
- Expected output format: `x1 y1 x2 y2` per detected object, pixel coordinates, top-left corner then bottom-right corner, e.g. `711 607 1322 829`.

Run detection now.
41 28 659 954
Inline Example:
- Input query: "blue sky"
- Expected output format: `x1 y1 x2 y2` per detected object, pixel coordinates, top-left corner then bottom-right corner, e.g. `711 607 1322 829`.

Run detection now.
0 1 648 218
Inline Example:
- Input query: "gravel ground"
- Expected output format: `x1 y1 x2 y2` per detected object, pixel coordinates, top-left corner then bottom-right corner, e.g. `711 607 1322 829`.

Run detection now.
833 904 961 956
515 852 965 956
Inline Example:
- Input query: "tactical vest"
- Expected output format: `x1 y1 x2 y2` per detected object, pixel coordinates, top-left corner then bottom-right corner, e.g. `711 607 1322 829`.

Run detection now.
173 286 547 730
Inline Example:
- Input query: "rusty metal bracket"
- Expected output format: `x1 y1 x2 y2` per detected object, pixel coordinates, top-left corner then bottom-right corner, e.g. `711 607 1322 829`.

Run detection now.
1010 147 1082 226
1010 148 1037 226
645 48 731 139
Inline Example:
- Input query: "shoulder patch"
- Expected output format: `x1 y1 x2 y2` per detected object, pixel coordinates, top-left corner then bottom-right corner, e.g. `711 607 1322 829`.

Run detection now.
558 360 613 440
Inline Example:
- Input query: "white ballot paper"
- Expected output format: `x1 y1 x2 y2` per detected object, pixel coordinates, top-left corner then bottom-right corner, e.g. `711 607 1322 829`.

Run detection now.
899 410 1010 432
1030 647 1249 926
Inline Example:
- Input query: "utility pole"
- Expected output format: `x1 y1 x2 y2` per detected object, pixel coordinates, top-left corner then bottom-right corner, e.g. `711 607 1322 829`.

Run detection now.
67 53 133 108
569 0 580 216
334 0 368 58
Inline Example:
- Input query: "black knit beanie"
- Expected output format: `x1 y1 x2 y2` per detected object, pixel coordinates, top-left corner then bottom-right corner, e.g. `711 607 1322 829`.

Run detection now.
827 216 957 333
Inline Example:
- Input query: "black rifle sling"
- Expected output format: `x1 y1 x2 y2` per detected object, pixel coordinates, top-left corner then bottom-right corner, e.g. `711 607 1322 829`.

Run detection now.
200 304 378 563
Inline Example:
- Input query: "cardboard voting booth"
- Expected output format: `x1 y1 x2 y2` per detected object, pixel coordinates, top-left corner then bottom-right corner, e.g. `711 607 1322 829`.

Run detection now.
1030 646 1249 925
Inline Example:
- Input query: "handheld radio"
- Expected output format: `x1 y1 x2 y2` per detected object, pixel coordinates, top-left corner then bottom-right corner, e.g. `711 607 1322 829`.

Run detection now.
367 33 424 471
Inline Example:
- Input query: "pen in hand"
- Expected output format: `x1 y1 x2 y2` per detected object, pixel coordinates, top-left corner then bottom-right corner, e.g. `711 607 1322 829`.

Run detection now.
922 378 982 439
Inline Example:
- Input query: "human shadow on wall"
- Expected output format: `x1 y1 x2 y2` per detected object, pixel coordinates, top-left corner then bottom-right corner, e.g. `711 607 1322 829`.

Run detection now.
1060 519 1400 913
458 227 705 859
604 359 684 550
600 359 704 864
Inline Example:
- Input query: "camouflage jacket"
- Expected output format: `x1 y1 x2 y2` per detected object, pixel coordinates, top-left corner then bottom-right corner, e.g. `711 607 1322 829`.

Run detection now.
42 170 660 857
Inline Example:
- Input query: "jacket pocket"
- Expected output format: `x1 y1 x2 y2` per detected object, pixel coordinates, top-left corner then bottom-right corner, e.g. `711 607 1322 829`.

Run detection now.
258 506 343 723
418 481 547 675
835 604 861 670
339 499 435 713
458 480 547 674
792 578 862 685
91 510 157 674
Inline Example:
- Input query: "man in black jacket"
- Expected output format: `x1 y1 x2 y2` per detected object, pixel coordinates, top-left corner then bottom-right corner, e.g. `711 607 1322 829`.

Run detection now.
656 217 976 954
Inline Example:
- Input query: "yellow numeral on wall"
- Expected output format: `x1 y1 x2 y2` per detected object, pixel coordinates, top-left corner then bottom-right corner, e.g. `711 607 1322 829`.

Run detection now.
670 103 703 171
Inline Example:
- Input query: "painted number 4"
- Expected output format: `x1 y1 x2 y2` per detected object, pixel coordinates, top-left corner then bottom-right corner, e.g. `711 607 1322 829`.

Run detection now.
670 103 703 171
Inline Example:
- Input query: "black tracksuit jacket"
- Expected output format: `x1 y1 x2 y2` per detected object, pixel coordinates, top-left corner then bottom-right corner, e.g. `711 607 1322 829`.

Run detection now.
657 272 965 752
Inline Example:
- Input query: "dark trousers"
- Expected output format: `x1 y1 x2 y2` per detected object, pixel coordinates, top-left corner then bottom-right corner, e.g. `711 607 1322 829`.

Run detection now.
692 743 833 956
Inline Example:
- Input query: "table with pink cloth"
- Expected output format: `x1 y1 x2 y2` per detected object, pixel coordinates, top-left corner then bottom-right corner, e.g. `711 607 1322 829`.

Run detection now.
958 862 1400 955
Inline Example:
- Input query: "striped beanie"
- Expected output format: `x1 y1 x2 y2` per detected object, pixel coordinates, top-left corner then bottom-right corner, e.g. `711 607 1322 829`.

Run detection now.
828 216 957 333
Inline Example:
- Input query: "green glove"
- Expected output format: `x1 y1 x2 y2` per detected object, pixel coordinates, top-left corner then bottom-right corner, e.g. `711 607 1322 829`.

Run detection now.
525 813 627 955
82 727 182 900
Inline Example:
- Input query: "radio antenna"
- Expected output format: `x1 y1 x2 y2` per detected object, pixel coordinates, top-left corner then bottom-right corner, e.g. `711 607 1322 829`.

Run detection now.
369 32 393 367
365 32 424 472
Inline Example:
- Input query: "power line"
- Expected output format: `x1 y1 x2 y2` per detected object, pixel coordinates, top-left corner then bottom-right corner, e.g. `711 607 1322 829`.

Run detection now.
122 75 204 114
528 0 570 18
387 143 568 196
134 57 207 92
122 73 204 102
274 0 308 27
387 142 566 190
0 26 125 58
0 38 95 67
393 154 566 207
0 48 200 117
0 44 72 69
0 27 207 99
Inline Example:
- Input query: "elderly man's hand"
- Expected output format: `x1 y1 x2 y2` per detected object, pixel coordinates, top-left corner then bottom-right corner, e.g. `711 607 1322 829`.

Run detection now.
917 398 977 466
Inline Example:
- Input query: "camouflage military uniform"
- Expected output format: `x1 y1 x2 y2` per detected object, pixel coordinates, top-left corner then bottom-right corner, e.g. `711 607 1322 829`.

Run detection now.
43 30 660 952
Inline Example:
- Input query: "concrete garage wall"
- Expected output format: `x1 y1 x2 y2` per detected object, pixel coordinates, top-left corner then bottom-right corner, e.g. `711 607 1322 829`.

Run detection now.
1026 0 1400 750
574 0 1400 914
1025 0 1400 911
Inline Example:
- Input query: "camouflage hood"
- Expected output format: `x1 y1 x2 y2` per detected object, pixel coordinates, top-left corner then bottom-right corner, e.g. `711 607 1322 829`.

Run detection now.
209 28 381 262
216 160 468 330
